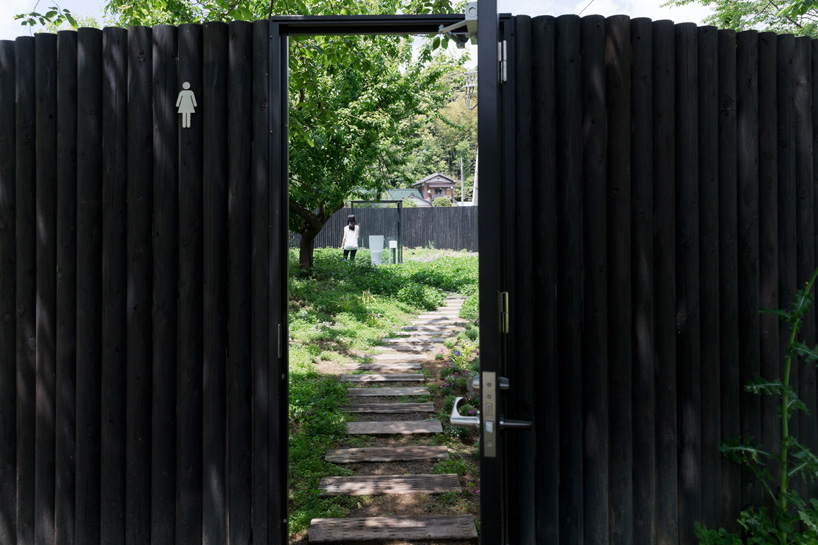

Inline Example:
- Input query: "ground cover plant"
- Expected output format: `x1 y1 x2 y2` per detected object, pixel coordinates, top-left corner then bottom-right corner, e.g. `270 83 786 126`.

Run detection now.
288 247 480 539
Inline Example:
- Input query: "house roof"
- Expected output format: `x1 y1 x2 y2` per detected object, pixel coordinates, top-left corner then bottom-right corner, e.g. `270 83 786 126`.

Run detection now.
412 172 458 188
386 188 424 201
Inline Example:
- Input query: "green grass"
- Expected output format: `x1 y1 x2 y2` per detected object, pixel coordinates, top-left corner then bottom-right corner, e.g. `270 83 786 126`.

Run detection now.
287 247 479 539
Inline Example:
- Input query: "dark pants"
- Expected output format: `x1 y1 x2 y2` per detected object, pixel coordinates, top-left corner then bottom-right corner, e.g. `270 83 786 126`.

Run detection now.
344 249 357 261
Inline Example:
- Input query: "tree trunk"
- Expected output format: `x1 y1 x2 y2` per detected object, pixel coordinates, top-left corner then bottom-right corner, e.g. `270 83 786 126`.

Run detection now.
299 226 318 272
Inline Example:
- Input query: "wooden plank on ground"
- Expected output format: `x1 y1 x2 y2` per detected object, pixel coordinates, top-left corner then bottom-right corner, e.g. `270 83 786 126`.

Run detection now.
318 474 460 496
382 337 445 343
347 387 429 397
325 446 448 463
346 421 442 435
309 515 477 542
340 363 421 371
340 374 425 383
341 403 434 414
366 353 429 362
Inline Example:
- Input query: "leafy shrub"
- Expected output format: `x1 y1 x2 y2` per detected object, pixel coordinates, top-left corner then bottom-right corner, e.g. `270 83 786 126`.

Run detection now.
433 196 452 207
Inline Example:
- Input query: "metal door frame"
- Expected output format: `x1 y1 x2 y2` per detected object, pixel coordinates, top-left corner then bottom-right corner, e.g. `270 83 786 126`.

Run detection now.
268 9 504 542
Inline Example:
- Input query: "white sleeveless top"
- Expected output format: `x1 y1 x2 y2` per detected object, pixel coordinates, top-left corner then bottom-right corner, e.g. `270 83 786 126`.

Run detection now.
344 225 360 249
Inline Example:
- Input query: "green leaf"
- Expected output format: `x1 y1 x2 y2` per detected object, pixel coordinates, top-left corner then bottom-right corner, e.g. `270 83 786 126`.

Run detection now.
792 341 818 362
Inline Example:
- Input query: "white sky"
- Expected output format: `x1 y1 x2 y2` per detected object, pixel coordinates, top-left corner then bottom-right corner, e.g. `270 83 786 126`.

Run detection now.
1 0 713 41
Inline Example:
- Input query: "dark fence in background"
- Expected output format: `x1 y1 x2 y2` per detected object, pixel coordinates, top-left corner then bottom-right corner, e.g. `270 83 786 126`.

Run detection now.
506 15 818 545
0 22 285 544
294 206 479 251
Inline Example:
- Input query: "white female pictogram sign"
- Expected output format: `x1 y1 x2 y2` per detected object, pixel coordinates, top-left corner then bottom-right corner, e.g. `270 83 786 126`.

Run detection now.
176 82 197 128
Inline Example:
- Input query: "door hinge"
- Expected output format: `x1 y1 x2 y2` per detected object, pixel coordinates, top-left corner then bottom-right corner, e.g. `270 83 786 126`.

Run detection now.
498 40 508 84
499 291 510 334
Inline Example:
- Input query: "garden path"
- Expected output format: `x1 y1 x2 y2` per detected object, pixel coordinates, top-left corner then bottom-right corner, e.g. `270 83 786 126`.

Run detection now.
308 296 479 543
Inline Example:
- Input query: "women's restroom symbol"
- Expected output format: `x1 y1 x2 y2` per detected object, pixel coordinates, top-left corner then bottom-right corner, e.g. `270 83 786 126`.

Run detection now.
176 82 197 128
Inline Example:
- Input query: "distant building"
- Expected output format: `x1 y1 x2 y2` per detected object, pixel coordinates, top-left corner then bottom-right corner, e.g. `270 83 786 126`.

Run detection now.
385 188 430 207
412 173 458 203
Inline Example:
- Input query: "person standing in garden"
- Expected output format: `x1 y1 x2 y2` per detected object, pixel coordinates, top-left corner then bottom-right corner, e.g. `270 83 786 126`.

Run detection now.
342 215 360 261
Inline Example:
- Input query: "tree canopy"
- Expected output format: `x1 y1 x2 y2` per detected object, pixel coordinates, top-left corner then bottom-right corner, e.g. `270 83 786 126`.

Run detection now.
664 0 818 36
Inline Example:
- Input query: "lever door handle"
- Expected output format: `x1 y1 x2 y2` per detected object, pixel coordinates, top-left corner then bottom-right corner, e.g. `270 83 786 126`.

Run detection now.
449 397 480 427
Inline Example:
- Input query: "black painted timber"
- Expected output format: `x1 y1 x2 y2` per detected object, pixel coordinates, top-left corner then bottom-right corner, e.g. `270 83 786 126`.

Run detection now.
698 24 721 531
794 37 817 486
176 23 203 545
15 35 36 545
737 29 762 508
777 33 797 446
151 24 177 545
55 30 77 545
100 26 128 545
631 16 656 545
251 19 270 545
203 21 228 545
555 15 583 545
530 15 559 544
718 28 741 533
580 14 608 545
652 19 679 545
75 27 103 545
35 32 58 545
0 38 15 545
227 20 253 545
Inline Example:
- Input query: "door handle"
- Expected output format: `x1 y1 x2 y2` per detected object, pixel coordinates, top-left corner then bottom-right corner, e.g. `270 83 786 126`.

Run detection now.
449 397 480 427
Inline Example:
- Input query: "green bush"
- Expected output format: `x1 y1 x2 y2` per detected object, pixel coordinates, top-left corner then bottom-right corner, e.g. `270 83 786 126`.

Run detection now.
433 196 452 207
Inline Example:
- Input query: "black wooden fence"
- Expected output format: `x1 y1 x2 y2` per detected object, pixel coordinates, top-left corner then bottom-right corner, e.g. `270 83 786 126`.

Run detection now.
302 206 479 251
0 22 285 544
506 14 818 545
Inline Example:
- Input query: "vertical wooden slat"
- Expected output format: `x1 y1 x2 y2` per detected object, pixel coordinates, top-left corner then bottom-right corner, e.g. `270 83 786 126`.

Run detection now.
269 22 289 542
811 40 818 477
606 16 633 545
718 28 740 533
675 23 701 545
75 27 103 545
176 23 203 545
794 36 816 480
777 34 797 444
757 31 780 500
55 30 77 545
698 24 721 530
100 26 128 545
125 26 152 545
251 19 270 545
203 21 228 545
227 20 252 545
652 19 678 545
630 17 655 545
16 35 36 545
555 14 583 545
531 15 558 543
151 24 177 545
0 38 16 545
737 29 761 508
509 16 535 545
580 14 608 545
34 32 58 545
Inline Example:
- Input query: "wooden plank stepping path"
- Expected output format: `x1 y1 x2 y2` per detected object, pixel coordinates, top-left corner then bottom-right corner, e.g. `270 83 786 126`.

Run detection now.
309 295 476 542
341 402 434 413
340 373 425 383
318 473 460 496
340 362 421 371
365 352 429 362
381 337 445 343
346 420 442 435
346 387 429 397
325 446 448 463
309 515 478 542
